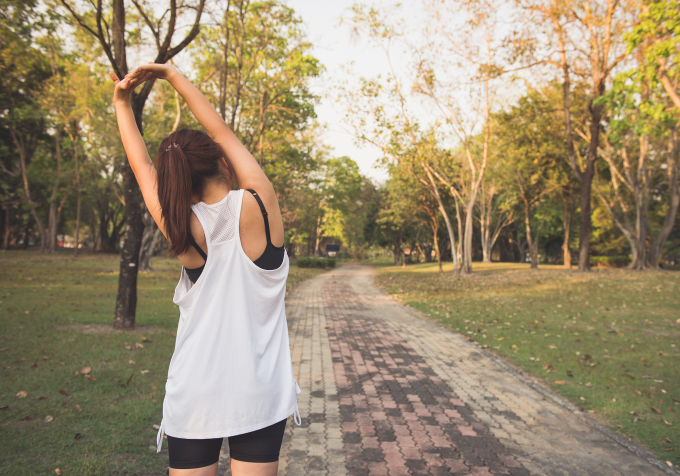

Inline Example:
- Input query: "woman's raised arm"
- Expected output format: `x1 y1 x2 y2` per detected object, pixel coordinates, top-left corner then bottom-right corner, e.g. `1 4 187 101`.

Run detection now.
126 64 272 195
109 71 167 237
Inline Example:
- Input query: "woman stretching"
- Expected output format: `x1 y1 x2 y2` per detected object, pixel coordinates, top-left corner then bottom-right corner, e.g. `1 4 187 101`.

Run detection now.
110 63 301 476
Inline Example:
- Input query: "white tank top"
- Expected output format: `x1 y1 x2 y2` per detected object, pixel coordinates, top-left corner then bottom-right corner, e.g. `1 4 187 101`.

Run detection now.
156 188 301 451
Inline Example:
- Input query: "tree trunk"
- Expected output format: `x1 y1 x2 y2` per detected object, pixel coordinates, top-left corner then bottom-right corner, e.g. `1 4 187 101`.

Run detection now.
12 129 47 251
2 204 12 249
313 213 322 257
392 232 401 266
422 165 458 274
562 185 572 269
523 201 538 269
648 133 680 267
71 125 82 257
138 209 158 271
47 129 63 253
113 102 145 329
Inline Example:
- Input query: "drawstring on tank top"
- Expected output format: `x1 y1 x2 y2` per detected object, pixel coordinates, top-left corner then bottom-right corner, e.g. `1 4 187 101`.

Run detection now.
156 418 165 453
293 403 302 426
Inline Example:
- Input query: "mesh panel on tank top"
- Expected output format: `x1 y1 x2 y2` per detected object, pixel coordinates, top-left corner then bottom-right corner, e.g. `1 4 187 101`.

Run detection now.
195 191 240 244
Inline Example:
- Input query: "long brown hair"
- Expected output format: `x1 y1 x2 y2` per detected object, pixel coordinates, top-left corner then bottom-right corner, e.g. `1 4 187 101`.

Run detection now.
156 129 231 256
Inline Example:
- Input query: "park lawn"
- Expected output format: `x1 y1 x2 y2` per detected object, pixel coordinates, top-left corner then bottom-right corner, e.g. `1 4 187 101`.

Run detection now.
0 251 322 476
375 261 680 467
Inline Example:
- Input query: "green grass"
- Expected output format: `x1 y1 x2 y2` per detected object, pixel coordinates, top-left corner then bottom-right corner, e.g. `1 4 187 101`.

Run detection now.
0 251 323 475
375 261 680 466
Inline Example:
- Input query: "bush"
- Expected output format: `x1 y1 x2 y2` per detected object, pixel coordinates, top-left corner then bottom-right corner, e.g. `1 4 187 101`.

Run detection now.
295 257 336 269
590 256 631 268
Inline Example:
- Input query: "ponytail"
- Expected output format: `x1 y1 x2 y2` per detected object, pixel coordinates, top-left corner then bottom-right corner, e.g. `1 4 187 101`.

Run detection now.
155 129 231 257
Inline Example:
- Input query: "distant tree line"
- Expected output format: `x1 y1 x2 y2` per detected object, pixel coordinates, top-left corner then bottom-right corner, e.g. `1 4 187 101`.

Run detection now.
339 0 680 272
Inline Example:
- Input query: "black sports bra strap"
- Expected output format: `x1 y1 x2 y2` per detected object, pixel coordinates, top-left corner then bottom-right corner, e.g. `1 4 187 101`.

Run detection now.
246 189 272 245
189 235 207 261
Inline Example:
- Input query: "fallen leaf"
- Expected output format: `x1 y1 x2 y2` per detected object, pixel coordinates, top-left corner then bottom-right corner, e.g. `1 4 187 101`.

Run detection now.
662 419 672 426
20 415 32 421
0 405 8 410
44 415 53 423
548 344 557 349
124 343 131 350
84 375 96 381
141 370 149 374
171 332 176 337
586 382 592 387
55 469 61 475
128 360 135 365
41 355 48 360
651 406 663 414
75 404 82 412
666 438 673 443
75 433 82 440
135 343 144 349
59 389 70 397
37 394 48 400
59 362 64 366
554 380 565 385
153 424 160 430
80 367 91 375
16 391 27 399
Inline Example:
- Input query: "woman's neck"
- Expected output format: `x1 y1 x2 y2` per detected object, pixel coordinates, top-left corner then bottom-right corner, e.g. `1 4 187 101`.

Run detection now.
199 180 231 205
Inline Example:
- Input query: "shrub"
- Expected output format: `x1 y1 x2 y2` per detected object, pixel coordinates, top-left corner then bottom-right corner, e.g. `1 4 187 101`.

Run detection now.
590 256 631 268
295 257 336 269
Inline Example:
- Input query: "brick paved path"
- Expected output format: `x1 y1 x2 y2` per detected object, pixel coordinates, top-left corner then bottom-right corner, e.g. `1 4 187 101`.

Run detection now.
217 265 672 476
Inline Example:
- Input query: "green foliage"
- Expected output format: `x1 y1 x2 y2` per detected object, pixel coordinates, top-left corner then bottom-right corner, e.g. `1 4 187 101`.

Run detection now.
295 256 336 269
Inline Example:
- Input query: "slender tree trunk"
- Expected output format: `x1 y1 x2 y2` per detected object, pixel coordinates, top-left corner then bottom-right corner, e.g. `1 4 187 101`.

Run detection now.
523 201 538 269
71 126 82 257
113 103 146 329
12 130 47 251
2 204 12 249
648 132 680 267
422 165 458 274
47 130 64 253
562 185 572 269
577 126 599 272
430 216 442 272
393 232 401 266
314 213 322 257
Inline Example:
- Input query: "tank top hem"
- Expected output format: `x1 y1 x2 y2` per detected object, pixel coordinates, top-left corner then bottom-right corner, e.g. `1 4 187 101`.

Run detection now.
161 403 300 441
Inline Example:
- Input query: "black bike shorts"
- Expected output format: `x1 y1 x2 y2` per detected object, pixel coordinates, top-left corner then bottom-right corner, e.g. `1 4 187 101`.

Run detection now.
167 418 287 469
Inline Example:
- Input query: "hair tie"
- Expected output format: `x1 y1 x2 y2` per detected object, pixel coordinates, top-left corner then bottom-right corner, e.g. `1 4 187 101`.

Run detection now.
165 143 180 152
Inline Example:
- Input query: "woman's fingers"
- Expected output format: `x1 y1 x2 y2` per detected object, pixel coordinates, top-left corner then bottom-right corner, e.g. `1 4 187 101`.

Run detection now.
109 72 120 84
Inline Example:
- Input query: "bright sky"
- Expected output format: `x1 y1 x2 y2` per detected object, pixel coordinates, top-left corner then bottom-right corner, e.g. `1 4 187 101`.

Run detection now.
285 0 419 183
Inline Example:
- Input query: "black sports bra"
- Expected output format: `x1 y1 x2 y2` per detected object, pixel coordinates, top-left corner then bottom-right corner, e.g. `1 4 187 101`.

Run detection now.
185 190 285 283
